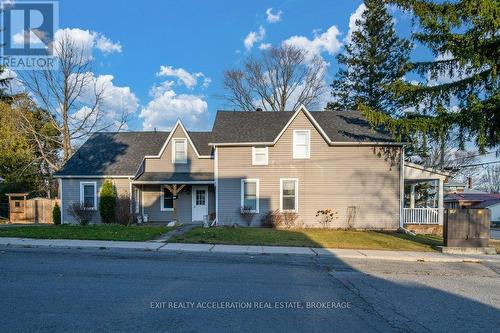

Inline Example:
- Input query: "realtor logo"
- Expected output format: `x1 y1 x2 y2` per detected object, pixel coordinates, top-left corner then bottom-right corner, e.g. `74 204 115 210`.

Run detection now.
1 0 59 69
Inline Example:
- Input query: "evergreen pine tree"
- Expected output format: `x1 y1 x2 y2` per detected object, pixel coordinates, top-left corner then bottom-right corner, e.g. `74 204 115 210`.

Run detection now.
361 0 499 153
327 0 412 115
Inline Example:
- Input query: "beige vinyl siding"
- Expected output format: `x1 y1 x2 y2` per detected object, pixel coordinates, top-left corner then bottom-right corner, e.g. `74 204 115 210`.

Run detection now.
217 111 401 229
61 178 131 224
144 126 213 173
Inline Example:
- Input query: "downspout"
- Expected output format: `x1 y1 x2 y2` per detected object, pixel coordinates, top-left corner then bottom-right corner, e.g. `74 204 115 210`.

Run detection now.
213 145 218 227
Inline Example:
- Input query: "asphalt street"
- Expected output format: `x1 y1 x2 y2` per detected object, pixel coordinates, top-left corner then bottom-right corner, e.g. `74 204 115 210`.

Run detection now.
0 247 499 333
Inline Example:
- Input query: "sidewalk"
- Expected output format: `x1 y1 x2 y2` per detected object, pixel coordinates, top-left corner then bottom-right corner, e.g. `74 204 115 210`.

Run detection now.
0 237 497 263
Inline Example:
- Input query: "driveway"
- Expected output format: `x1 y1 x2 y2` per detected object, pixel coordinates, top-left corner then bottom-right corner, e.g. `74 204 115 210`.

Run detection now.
0 247 498 332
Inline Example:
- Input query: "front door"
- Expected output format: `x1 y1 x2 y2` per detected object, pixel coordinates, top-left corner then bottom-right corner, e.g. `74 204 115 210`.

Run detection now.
192 186 208 222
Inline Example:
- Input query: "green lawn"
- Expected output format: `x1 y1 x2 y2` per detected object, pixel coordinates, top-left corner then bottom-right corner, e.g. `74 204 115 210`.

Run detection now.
170 227 443 251
0 225 172 241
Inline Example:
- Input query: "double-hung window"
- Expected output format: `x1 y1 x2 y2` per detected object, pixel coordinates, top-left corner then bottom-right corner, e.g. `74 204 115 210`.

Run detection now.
252 146 268 165
80 182 96 210
293 130 310 159
172 138 187 164
241 179 259 213
280 178 298 212
161 187 174 211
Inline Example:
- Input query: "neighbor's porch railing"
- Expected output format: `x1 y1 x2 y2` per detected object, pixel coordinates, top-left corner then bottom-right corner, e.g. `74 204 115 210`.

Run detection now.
403 208 441 224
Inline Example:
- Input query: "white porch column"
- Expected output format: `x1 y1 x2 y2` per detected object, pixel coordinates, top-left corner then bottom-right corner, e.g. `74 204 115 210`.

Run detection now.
438 179 444 225
410 185 416 209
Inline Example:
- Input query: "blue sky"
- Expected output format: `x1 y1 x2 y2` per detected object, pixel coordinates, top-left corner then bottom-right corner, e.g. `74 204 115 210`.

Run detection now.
53 0 429 132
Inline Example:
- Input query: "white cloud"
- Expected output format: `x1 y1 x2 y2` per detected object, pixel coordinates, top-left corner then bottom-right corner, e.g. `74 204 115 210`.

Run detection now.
156 65 211 89
244 25 265 50
73 73 138 131
282 26 342 61
52 28 122 60
0 0 15 10
346 4 366 42
140 88 208 130
266 8 282 23
258 43 272 50
0 68 24 95
95 34 122 53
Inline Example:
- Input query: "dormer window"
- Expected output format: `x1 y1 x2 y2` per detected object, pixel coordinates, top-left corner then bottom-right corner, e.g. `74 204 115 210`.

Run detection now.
293 130 310 159
172 138 187 164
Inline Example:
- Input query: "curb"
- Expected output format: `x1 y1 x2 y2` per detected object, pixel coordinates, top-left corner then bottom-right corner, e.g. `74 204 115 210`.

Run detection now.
0 238 497 263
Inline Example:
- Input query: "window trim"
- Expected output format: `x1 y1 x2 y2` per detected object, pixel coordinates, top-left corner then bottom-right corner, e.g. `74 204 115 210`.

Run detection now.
79 181 97 210
160 186 174 211
252 146 269 165
293 129 310 159
171 138 188 164
240 179 260 213
280 178 299 213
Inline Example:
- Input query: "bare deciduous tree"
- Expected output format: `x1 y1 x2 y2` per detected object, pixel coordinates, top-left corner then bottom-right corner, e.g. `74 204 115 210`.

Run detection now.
20 31 128 165
221 45 326 112
477 165 500 193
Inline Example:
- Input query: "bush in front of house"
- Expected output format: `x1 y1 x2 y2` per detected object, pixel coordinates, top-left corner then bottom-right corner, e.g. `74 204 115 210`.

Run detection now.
52 202 61 225
99 180 116 224
115 194 133 226
261 209 298 228
68 203 92 226
315 209 338 228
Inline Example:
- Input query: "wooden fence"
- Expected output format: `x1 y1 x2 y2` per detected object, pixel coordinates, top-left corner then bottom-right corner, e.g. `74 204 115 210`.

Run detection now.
8 197 59 224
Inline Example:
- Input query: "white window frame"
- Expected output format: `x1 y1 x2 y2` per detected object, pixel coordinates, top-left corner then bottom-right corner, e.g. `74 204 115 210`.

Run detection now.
160 186 174 211
79 181 97 210
280 178 299 212
240 179 260 213
171 138 188 164
252 146 268 165
293 129 310 159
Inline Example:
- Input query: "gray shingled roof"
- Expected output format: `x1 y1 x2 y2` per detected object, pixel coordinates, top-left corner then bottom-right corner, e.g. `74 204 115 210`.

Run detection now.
210 110 394 143
472 199 500 209
55 131 213 176
134 172 214 182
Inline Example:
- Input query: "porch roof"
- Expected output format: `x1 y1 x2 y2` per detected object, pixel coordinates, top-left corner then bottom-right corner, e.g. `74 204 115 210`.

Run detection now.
132 172 214 184
404 162 450 183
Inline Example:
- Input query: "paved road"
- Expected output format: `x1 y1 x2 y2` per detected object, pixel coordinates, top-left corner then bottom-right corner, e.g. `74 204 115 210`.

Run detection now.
0 247 499 333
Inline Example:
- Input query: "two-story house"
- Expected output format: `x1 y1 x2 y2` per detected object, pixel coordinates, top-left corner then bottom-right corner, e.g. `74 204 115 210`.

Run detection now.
55 106 449 229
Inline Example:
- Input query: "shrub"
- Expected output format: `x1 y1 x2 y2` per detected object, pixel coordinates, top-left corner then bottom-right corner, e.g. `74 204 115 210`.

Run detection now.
239 205 256 227
52 202 61 225
115 194 133 226
68 203 92 226
316 209 338 228
99 180 116 224
282 211 298 228
261 209 283 228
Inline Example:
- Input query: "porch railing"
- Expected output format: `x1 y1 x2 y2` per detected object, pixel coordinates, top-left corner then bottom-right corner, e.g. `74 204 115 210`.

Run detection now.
403 208 441 225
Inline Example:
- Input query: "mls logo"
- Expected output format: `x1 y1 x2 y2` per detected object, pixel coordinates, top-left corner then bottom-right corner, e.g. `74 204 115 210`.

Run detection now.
1 1 58 69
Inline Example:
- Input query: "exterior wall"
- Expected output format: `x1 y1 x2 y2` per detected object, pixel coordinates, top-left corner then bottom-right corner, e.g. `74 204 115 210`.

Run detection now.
139 184 215 223
61 178 131 224
489 204 500 223
144 126 213 173
217 111 401 229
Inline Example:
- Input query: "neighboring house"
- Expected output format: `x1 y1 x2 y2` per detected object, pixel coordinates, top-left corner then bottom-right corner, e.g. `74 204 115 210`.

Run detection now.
443 181 467 194
444 192 500 226
54 106 448 228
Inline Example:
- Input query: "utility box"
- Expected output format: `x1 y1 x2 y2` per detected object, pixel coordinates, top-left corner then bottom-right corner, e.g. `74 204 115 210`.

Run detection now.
444 209 490 247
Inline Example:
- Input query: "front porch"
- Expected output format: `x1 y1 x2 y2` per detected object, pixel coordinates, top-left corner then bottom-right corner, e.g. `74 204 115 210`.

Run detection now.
403 162 450 226
131 172 215 225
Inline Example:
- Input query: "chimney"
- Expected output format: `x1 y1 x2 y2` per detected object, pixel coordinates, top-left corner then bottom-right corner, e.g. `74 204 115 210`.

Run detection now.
255 107 263 112
468 177 473 189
